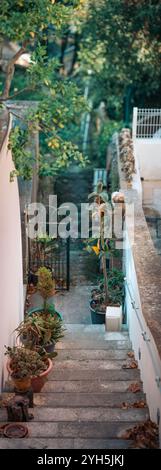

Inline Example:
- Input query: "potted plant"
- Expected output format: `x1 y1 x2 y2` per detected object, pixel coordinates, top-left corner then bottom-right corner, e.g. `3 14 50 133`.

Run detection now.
16 313 65 354
28 267 62 320
5 346 52 393
90 269 124 324
87 182 124 328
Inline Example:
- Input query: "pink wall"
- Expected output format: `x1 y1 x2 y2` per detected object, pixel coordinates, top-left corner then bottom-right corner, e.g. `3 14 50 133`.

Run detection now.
0 114 23 390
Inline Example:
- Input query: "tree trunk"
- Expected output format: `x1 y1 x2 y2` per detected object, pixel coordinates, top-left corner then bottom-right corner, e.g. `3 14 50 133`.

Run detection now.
102 252 108 305
100 214 109 305
1 41 29 100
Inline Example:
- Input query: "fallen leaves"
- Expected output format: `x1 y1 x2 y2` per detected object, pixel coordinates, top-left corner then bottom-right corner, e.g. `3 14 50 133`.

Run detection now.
121 400 147 410
133 400 147 408
127 382 141 393
127 351 135 359
122 360 138 369
121 420 159 449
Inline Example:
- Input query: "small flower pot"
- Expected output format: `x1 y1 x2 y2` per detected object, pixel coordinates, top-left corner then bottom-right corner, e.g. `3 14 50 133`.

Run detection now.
3 423 28 438
31 358 53 393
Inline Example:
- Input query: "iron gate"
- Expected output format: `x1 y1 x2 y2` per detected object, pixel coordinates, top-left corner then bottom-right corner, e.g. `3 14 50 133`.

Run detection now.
28 236 70 291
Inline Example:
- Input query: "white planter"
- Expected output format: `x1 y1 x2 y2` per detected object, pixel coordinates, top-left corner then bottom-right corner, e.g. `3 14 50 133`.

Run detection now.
105 306 122 332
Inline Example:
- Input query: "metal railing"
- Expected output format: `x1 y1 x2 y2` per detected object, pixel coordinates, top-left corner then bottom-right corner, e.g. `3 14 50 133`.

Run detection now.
125 278 161 391
133 107 161 139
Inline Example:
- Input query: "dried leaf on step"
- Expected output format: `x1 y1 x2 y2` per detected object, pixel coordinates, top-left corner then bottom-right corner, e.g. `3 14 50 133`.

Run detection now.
122 429 132 439
122 360 138 369
127 351 135 358
121 402 131 410
128 382 141 393
133 400 147 408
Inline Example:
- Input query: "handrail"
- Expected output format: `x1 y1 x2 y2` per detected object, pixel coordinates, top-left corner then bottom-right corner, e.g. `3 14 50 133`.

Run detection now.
125 278 161 391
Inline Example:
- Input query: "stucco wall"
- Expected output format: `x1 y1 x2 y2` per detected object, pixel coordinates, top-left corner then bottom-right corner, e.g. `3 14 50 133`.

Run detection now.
0 113 23 391
134 139 161 211
114 131 161 445
134 140 161 180
124 231 161 442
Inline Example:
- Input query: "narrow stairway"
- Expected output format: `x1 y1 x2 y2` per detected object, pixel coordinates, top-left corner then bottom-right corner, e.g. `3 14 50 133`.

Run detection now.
0 325 149 449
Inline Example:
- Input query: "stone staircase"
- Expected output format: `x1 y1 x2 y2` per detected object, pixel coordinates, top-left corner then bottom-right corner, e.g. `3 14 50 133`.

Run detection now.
0 324 149 449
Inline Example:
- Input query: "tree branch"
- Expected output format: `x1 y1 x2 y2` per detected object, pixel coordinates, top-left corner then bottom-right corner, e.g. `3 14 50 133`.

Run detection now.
0 86 35 101
1 40 29 100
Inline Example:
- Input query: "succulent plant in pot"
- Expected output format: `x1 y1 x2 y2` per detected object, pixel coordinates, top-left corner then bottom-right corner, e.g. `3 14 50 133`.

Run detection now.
16 313 65 354
5 346 51 392
91 269 124 319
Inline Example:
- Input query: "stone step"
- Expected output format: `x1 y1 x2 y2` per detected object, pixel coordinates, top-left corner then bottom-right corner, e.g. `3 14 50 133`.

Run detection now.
64 325 129 337
54 350 130 361
33 391 145 407
0 438 134 449
53 359 130 370
32 407 149 422
63 329 129 342
43 380 142 393
56 339 131 350
48 368 140 381
0 406 148 423
1 420 147 439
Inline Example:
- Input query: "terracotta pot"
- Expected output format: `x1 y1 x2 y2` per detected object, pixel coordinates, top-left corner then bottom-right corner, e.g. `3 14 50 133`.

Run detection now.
4 423 28 438
12 376 31 392
6 361 31 391
7 358 53 393
31 358 53 393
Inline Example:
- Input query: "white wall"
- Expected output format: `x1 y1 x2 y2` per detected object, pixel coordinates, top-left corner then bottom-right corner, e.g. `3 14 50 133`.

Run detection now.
0 115 23 391
124 233 161 443
134 139 161 180
133 140 161 212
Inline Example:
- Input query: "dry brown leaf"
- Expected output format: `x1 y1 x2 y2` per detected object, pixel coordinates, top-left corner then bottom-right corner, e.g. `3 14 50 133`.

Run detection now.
127 351 135 358
133 400 147 408
121 402 131 410
128 382 141 393
122 360 138 369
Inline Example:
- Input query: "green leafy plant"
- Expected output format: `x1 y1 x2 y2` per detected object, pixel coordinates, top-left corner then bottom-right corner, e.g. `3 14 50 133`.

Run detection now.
92 269 124 310
5 346 47 379
0 1 89 179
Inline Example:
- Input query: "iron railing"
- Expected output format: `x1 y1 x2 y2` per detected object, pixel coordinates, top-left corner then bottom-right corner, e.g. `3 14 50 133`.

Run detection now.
133 108 161 139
